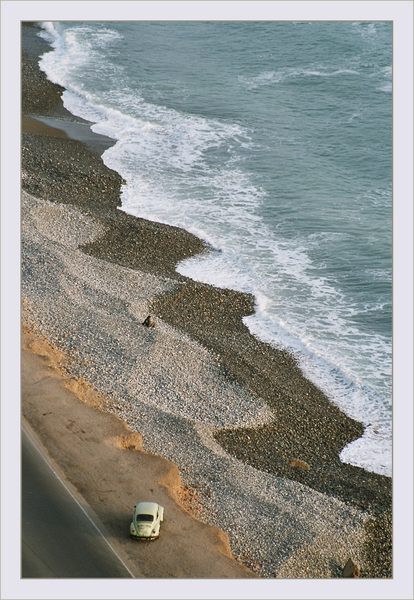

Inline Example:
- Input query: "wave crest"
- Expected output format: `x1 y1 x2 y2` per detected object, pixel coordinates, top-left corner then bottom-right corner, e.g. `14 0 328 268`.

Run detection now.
239 67 359 89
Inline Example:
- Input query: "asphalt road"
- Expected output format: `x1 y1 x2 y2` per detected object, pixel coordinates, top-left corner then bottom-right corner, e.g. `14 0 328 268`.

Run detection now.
21 427 133 578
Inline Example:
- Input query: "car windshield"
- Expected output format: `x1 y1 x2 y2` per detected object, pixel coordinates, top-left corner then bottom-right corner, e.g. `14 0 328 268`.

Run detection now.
137 514 154 522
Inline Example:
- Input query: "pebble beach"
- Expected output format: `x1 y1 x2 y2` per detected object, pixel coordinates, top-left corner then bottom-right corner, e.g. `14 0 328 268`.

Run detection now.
21 22 392 578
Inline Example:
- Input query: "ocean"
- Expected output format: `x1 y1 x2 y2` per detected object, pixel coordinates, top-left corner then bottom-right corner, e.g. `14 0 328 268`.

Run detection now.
37 21 392 476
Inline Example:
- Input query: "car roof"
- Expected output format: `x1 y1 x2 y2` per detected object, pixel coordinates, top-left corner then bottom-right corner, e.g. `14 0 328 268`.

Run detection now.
135 501 158 515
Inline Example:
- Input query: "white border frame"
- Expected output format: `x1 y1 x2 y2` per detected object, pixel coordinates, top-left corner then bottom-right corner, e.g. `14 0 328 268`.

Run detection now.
2 2 413 599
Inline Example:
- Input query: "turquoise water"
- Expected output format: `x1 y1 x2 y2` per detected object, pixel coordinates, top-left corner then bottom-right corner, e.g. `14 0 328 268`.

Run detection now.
38 21 392 475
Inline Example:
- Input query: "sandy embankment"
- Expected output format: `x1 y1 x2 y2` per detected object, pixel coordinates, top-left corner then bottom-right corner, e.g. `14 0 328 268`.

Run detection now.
21 22 392 578
22 327 251 578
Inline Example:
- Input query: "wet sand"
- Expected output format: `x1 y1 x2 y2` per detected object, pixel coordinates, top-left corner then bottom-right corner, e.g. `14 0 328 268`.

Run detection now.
21 22 392 578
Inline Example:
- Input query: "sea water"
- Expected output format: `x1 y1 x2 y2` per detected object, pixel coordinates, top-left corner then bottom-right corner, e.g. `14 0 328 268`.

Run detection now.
36 21 392 476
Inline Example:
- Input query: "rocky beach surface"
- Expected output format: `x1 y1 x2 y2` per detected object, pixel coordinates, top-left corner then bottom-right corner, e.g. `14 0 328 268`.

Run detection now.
21 22 391 578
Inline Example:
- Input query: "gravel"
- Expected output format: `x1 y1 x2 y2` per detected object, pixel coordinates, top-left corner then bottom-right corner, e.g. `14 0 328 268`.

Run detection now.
20 22 392 577
22 191 389 578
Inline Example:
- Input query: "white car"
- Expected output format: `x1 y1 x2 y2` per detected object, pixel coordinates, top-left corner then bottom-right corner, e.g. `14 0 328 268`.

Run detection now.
130 501 164 540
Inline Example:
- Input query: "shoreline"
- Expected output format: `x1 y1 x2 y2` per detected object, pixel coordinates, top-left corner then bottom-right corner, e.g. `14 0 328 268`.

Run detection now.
21 22 392 577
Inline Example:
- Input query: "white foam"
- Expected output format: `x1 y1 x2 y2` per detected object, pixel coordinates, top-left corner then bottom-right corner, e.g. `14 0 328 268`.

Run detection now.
38 22 122 91
37 22 392 476
378 82 392 93
37 21 59 43
352 22 379 39
239 67 359 90
178 219 391 471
